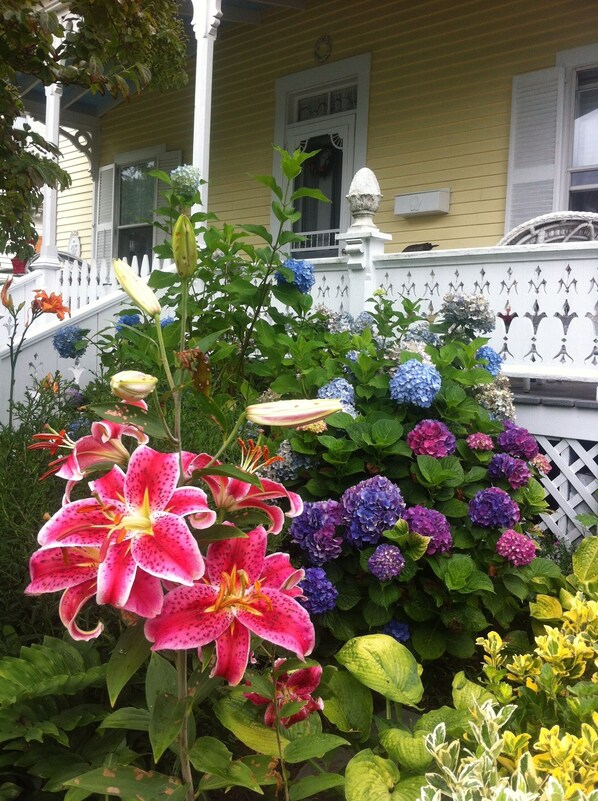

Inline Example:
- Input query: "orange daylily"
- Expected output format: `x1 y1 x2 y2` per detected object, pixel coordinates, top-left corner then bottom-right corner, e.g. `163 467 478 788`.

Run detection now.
1 278 14 311
32 290 70 320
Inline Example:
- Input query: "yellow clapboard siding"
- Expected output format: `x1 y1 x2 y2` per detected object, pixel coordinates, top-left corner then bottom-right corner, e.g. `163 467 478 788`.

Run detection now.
93 0 598 250
56 129 93 259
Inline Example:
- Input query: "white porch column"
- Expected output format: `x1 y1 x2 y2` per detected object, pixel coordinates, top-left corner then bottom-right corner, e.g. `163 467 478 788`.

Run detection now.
37 83 63 292
190 0 222 212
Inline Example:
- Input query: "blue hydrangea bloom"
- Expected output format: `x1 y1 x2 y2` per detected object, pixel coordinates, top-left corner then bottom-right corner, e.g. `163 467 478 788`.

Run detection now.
368 544 405 581
299 568 338 615
352 311 375 333
52 325 88 359
389 359 441 408
68 418 90 438
160 316 176 328
275 258 315 294
116 313 141 333
476 345 503 376
341 475 406 547
318 378 354 406
382 620 410 642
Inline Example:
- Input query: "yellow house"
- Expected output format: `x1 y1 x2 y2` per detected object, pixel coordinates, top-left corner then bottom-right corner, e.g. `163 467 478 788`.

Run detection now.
88 0 598 259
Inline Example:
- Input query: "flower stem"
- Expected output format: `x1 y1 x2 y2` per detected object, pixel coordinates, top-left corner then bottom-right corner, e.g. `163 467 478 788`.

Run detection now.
270 652 291 801
175 650 194 801
209 412 247 464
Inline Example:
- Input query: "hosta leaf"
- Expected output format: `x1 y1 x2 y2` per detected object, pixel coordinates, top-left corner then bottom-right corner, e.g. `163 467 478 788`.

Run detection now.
321 667 373 739
380 729 432 771
345 750 400 801
336 635 423 705
214 695 289 756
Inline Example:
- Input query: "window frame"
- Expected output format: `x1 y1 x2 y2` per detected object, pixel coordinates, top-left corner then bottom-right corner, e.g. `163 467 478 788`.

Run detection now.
556 43 598 210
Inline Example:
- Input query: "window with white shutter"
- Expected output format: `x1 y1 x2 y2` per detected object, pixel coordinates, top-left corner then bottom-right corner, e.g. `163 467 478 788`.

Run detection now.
505 43 598 233
93 146 181 263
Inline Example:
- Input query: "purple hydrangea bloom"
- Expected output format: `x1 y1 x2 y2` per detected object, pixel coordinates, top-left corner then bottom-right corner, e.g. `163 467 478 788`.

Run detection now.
469 487 521 529
403 505 453 555
466 432 494 451
275 258 315 294
341 476 406 547
406 419 456 458
488 453 531 489
63 386 85 407
382 620 410 642
368 544 406 581
497 421 539 460
496 529 537 566
476 345 503 377
299 568 338 615
289 500 343 566
389 359 441 408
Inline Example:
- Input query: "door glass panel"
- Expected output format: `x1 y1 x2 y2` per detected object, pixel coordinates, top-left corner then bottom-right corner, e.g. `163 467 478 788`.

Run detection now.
292 133 343 259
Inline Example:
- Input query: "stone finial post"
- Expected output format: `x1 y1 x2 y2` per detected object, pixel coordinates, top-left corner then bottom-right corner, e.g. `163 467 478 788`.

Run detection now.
336 168 391 315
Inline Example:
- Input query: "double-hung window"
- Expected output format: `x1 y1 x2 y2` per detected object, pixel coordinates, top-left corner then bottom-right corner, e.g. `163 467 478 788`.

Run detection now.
94 145 180 265
506 44 598 232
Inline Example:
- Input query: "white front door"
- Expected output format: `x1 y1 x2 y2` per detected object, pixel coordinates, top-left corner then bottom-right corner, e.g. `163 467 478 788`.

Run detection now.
287 114 355 258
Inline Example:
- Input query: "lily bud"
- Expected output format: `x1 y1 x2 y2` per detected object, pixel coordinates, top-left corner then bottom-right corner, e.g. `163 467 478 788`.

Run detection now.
110 370 158 401
1 278 14 312
245 398 343 427
172 214 198 278
113 260 161 316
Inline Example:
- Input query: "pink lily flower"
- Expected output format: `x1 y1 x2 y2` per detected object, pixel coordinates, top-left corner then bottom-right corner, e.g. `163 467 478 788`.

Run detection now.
144 526 314 686
30 419 149 501
25 544 163 640
29 446 216 633
245 658 324 728
182 448 303 534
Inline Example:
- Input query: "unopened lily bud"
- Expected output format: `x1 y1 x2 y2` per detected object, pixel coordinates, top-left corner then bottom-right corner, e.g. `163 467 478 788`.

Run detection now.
245 399 342 427
110 370 158 401
113 259 161 317
172 214 198 278
1 278 14 311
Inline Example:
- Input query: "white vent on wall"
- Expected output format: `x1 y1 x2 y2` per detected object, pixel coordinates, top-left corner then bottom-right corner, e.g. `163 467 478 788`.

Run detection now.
394 188 451 217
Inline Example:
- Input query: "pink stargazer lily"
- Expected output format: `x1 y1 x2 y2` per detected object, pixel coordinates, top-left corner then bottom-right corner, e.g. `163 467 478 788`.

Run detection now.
182 451 303 534
30 419 149 501
245 658 324 728
26 545 163 640
144 526 314 686
27 445 216 637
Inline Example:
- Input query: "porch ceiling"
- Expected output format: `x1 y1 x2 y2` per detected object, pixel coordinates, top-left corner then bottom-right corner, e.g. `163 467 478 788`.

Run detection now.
17 0 305 125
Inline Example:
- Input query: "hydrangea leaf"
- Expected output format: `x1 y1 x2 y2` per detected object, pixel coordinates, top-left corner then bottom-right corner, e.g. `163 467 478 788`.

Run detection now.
336 634 423 705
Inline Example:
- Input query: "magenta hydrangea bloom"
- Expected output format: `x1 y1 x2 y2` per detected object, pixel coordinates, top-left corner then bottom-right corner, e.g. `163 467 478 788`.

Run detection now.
497 421 539 460
530 453 552 475
406 419 456 458
466 432 494 451
403 505 453 555
469 487 520 529
488 453 531 489
496 529 537 566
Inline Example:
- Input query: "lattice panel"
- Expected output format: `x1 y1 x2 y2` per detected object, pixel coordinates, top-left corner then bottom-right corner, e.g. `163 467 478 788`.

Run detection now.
537 436 598 543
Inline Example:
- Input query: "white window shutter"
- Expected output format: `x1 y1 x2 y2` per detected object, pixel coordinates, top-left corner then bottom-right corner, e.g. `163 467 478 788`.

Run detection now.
505 67 565 234
94 164 115 262
154 150 182 248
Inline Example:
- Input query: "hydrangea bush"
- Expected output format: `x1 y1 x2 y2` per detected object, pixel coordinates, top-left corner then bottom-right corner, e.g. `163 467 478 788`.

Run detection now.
256 291 561 664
